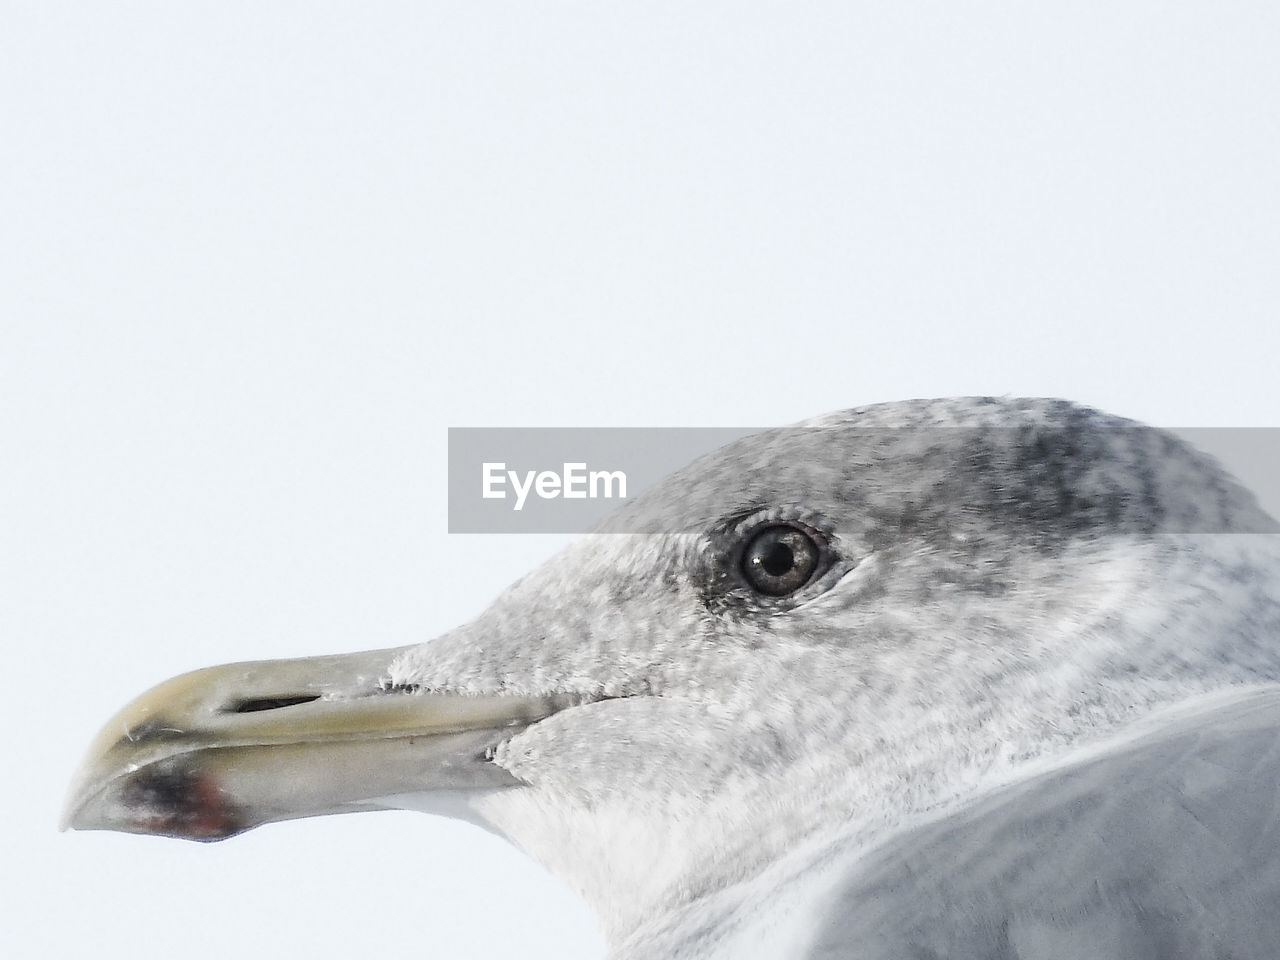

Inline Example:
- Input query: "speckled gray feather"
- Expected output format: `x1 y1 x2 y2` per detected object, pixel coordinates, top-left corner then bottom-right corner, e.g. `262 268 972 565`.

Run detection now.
384 398 1280 958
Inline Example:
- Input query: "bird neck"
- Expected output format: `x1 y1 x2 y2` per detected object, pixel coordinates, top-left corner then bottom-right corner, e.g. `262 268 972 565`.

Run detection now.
486 536 1280 955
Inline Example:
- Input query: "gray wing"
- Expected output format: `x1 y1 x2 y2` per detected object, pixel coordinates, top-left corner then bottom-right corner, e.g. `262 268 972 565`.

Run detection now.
805 690 1280 960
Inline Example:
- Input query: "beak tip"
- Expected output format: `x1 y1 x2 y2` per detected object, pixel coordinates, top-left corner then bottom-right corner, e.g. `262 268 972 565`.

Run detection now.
60 779 87 834
60 779 104 835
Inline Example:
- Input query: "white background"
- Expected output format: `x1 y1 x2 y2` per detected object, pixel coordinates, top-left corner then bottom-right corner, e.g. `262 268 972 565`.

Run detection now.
4 3 1278 957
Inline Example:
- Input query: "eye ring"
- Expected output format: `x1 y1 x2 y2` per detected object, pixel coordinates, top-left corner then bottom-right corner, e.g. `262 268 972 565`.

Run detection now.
740 523 823 596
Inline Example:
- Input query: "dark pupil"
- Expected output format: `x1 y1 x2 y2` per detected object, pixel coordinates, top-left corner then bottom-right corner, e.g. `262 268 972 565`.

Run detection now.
760 540 795 577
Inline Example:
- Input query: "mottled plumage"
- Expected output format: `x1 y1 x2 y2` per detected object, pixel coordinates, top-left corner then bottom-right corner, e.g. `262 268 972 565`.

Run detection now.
67 398 1280 959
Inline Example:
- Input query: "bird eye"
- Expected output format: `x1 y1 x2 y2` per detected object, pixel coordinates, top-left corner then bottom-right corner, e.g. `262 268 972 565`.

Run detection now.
741 524 822 596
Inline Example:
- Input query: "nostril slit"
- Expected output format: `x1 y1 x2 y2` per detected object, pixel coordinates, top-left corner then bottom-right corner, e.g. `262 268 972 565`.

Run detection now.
226 694 322 714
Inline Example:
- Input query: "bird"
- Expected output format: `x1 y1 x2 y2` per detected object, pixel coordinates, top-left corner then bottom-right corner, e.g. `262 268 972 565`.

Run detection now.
64 397 1280 959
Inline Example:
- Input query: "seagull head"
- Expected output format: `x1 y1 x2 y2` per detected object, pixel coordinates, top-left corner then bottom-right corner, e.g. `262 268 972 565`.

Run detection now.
64 397 1280 944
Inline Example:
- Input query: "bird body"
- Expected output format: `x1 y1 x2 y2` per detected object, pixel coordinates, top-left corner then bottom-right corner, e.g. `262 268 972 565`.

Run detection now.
804 687 1280 960
66 398 1280 958
608 686 1280 959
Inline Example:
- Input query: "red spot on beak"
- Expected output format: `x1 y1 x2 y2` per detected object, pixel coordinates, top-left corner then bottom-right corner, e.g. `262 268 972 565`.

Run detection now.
123 764 245 841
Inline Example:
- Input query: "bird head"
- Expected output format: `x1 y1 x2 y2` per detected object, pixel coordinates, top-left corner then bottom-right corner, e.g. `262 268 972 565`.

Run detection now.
64 397 1280 941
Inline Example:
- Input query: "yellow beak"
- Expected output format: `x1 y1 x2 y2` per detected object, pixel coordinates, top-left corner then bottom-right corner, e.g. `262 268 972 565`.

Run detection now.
63 647 578 840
